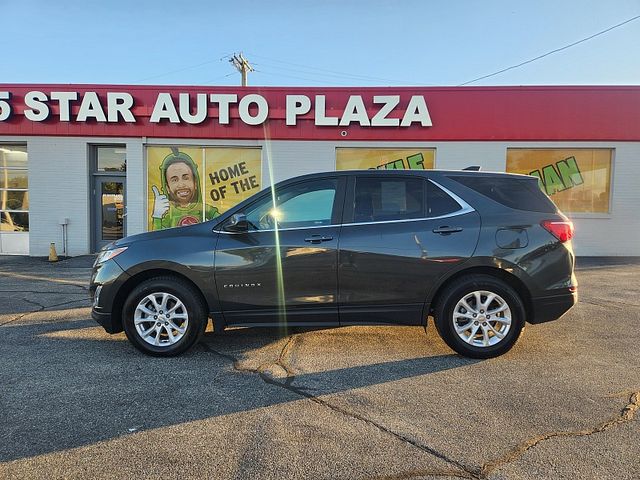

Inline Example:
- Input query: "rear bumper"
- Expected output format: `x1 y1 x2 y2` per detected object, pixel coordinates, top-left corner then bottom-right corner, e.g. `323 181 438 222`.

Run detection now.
529 290 578 324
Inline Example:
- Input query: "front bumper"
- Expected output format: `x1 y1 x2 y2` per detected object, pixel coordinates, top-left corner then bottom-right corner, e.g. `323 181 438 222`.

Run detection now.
92 308 118 334
529 290 578 324
89 258 129 334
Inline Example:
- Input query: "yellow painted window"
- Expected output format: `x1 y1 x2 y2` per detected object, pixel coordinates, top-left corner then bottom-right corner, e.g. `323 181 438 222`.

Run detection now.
336 148 435 171
506 149 612 214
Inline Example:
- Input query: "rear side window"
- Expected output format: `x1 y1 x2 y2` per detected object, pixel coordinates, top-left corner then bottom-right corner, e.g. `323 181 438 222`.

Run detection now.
449 176 557 213
353 177 424 222
427 182 461 217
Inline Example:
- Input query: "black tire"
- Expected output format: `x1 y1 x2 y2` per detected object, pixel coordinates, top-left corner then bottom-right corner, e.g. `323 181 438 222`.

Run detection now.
122 276 208 357
434 274 526 359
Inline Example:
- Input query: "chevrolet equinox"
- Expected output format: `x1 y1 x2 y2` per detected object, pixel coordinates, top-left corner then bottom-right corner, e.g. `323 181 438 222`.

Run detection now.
90 169 577 358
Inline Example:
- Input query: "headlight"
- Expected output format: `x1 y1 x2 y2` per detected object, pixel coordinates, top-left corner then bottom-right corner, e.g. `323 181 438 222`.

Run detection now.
93 285 103 307
95 246 128 265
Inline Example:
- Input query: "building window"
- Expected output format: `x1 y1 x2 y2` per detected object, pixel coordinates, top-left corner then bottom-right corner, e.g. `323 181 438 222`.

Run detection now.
146 146 262 231
336 148 435 171
506 149 613 214
96 146 127 172
0 145 29 232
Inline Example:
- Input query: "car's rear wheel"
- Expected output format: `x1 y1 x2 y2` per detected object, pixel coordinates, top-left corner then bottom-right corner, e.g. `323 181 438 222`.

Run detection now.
122 277 207 356
434 274 525 359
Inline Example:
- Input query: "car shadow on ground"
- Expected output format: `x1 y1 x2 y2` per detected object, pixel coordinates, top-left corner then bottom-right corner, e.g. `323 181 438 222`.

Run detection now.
1 317 476 463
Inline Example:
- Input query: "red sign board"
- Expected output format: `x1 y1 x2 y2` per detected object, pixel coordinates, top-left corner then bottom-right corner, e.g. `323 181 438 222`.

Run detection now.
0 84 639 141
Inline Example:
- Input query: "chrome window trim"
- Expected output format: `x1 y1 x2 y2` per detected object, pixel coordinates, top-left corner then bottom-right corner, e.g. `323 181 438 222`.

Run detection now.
427 179 475 215
343 178 474 227
215 223 339 234
214 177 474 234
344 209 473 228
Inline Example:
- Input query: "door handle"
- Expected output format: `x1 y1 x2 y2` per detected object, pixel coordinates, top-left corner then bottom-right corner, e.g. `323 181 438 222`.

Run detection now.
304 235 334 243
432 226 463 235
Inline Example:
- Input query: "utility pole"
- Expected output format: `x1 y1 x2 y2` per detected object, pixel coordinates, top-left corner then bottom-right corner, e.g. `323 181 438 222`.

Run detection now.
229 53 254 86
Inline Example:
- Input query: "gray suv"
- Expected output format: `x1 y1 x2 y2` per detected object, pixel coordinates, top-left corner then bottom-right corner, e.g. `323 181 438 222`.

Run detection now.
90 169 577 359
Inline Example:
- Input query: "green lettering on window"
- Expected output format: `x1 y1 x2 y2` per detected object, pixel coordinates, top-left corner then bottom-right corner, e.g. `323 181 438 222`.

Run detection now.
542 165 566 195
407 153 426 170
383 159 405 170
556 156 584 188
529 169 544 190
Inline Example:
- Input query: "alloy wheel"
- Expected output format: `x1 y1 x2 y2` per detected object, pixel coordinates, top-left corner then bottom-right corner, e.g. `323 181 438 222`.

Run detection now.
133 292 189 347
452 290 512 347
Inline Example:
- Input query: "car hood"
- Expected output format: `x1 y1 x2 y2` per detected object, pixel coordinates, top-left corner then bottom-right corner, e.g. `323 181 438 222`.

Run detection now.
108 222 214 249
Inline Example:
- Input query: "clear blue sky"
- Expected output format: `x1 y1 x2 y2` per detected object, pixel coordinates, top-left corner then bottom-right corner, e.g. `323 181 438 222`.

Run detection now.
3 0 639 87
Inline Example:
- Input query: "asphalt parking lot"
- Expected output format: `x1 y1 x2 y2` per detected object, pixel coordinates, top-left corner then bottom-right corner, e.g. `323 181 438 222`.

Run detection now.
0 256 639 479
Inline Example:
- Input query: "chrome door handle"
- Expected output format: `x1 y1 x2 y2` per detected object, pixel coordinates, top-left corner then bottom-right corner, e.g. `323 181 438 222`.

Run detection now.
304 235 334 243
432 226 463 235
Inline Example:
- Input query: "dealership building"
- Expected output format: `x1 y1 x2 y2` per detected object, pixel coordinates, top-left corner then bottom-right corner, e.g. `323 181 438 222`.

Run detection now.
0 84 638 256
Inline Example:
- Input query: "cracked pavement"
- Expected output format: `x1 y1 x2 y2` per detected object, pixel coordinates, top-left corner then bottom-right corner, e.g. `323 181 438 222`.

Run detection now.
0 256 639 479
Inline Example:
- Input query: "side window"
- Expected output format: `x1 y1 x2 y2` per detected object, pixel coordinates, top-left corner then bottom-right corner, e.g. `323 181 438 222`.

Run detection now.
353 177 424 223
450 175 557 213
245 179 337 230
426 182 462 217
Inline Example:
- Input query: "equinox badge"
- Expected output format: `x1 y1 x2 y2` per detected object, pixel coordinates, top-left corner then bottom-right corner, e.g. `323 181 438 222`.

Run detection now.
223 283 262 288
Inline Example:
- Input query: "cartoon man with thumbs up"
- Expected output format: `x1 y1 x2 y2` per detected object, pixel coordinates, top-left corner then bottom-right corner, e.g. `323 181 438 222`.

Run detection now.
150 149 219 230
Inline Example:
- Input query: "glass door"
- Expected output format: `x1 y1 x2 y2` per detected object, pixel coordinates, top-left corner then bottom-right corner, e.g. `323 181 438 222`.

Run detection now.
94 176 126 251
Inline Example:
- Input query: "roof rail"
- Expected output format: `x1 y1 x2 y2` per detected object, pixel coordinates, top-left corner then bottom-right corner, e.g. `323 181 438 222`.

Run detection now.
463 166 481 171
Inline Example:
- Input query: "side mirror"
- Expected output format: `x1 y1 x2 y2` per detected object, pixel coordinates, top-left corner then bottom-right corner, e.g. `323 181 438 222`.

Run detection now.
224 213 250 232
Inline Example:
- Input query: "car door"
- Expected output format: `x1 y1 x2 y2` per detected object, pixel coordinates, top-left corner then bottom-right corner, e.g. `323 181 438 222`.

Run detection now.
338 173 481 325
215 176 346 326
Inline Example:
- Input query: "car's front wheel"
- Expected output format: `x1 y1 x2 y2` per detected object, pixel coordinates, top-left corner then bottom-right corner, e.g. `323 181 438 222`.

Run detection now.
122 277 207 356
434 274 526 359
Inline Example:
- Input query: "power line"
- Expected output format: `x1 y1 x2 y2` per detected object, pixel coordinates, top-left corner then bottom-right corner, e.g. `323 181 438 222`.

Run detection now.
246 52 427 85
133 59 223 83
132 52 236 83
202 72 236 84
252 60 421 85
459 14 640 86
255 69 346 86
132 13 640 88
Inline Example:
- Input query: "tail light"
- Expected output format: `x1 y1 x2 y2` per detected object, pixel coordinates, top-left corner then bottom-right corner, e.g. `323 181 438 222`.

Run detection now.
541 220 574 243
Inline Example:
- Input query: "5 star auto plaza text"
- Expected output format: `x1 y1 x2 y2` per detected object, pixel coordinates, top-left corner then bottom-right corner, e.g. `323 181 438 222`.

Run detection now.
0 84 638 256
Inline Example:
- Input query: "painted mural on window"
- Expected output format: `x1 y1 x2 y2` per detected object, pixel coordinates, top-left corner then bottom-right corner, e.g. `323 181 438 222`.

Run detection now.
336 148 435 171
506 149 612 214
147 146 261 230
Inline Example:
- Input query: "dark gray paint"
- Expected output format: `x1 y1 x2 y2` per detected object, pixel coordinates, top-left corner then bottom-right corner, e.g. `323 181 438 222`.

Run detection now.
90 169 577 334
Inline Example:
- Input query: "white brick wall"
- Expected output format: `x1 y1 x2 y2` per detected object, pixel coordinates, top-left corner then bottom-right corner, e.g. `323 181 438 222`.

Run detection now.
264 141 335 183
1 136 639 256
125 139 145 236
25 137 90 256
